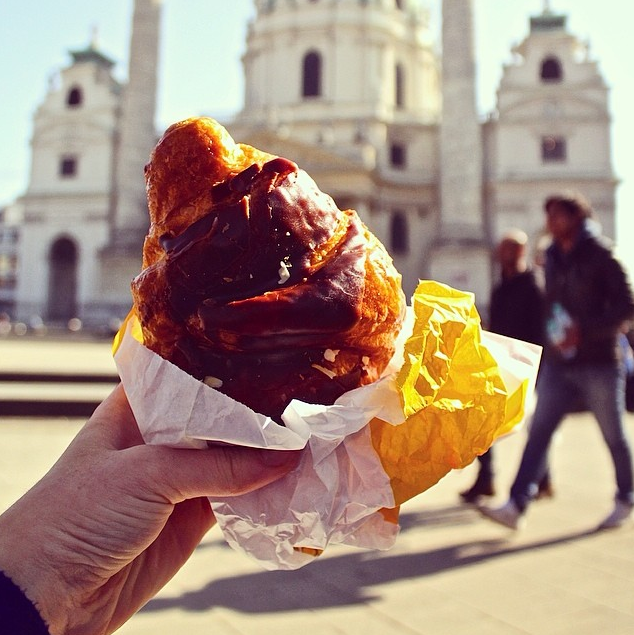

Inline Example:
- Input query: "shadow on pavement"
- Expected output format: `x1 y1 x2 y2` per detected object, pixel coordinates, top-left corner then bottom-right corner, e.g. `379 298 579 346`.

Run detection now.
143 506 597 615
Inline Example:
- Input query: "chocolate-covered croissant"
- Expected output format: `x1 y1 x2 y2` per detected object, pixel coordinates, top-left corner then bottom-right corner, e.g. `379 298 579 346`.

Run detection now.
131 117 406 421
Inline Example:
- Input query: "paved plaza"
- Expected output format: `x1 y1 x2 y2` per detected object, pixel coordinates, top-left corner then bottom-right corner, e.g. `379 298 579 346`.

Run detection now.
1 335 634 634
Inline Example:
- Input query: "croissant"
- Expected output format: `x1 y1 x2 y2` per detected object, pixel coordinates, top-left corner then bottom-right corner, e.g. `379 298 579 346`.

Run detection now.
131 117 406 421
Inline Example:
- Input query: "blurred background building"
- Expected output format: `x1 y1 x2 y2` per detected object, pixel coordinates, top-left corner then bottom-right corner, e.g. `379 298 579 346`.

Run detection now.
0 0 616 328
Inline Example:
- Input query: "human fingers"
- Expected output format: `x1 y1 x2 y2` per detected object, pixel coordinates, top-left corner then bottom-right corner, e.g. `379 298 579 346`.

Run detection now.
76 383 303 503
125 442 302 504
80 383 145 450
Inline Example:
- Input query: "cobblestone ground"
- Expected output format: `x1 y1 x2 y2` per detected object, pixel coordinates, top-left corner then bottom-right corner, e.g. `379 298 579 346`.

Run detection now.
2 336 634 635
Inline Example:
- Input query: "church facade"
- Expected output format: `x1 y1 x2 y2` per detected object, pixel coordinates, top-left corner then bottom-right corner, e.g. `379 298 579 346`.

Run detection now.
5 0 616 327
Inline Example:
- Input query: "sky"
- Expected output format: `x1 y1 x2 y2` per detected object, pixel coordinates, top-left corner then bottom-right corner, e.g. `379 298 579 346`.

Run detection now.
1 0 632 269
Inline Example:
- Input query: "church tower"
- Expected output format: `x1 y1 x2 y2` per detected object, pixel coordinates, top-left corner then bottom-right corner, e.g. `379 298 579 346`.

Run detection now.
14 38 121 324
487 3 616 246
14 0 164 325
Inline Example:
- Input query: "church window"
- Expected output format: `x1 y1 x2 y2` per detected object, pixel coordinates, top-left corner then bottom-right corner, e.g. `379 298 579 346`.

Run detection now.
48 236 78 322
540 56 563 82
302 51 322 98
541 136 566 162
59 155 78 177
390 211 409 255
395 63 405 108
67 86 83 107
390 142 407 169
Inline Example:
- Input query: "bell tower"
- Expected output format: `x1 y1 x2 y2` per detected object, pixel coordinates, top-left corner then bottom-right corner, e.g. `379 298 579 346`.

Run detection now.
14 36 121 324
490 2 616 245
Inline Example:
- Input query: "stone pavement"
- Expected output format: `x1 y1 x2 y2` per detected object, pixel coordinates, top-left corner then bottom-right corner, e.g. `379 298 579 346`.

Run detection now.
1 336 634 634
0 335 119 416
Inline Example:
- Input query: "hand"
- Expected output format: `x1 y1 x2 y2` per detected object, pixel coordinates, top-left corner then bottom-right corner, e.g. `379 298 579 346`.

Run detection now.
0 384 300 635
555 322 580 356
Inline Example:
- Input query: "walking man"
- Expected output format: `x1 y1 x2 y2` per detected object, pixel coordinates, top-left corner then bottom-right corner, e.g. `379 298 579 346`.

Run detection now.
480 192 634 530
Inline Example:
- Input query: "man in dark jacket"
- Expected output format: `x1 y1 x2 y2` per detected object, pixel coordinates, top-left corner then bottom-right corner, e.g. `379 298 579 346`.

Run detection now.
481 192 634 530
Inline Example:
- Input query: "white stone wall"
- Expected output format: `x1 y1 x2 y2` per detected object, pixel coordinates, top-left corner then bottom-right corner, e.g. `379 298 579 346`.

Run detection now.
14 205 110 321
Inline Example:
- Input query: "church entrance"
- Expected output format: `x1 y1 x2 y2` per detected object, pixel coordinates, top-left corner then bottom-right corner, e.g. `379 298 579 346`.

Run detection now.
47 236 78 322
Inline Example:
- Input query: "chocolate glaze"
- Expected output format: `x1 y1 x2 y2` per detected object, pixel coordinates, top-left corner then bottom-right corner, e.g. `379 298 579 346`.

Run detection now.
148 157 373 420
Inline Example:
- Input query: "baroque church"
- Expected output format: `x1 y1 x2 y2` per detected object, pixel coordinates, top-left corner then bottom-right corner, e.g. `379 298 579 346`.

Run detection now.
4 0 616 327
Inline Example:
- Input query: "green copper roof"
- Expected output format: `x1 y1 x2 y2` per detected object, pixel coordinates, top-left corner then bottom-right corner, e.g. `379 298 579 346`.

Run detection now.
69 45 115 69
530 11 567 32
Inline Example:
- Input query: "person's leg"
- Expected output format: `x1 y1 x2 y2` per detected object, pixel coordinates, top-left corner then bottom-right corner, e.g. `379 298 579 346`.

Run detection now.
480 363 570 528
460 448 495 502
508 362 571 513
582 363 634 505
478 447 494 482
532 389 587 500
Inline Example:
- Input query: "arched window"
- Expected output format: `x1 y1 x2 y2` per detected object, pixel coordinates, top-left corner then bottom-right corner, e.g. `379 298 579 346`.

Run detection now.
48 237 78 321
395 63 405 108
390 142 406 169
302 51 322 98
390 212 409 255
541 135 566 162
67 86 83 107
59 155 78 178
540 56 563 82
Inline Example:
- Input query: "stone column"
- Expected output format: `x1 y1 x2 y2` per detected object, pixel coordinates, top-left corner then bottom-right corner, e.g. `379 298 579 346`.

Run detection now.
429 0 491 310
438 0 483 240
100 0 162 314
110 0 163 249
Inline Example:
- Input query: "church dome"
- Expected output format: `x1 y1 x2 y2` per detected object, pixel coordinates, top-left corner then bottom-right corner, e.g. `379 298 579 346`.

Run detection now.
255 0 426 19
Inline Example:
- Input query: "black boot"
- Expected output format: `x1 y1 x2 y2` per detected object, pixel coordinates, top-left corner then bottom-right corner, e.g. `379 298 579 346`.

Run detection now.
460 475 495 504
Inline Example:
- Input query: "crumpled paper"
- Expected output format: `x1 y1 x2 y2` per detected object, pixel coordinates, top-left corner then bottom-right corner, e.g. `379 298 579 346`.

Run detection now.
370 282 541 506
113 280 541 570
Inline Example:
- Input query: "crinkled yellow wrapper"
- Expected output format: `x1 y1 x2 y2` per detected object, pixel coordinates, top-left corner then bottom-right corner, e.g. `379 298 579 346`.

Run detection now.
113 280 540 570
371 282 531 507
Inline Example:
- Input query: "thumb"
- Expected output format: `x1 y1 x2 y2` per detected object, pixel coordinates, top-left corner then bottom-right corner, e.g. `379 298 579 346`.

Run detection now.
132 443 303 503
